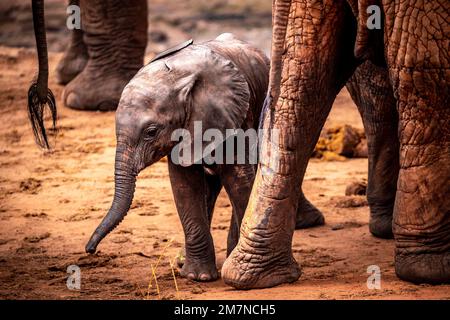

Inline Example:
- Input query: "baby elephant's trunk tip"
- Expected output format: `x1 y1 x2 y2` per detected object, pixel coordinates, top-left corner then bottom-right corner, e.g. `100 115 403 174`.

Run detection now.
84 161 138 254
85 233 102 254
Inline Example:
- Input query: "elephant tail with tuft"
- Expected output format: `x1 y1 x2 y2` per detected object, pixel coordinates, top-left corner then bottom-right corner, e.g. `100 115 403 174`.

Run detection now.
28 0 57 149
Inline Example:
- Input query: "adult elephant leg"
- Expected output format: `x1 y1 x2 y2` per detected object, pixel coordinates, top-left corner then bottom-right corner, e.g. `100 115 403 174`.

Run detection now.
168 161 218 282
295 190 325 229
384 0 450 283
222 0 359 289
346 61 399 239
393 69 450 283
63 0 147 111
56 0 88 85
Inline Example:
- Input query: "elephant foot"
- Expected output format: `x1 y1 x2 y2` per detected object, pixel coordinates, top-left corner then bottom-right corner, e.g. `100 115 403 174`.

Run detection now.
222 246 301 289
62 63 134 111
395 251 450 284
56 44 88 85
179 258 218 282
369 212 393 239
295 197 325 229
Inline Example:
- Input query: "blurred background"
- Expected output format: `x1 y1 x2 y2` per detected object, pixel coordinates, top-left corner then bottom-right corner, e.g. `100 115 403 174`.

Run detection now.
0 0 272 56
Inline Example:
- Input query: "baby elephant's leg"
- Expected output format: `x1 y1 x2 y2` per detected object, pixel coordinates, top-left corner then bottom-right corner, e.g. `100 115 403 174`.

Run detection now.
168 161 218 282
220 164 256 256
176 174 222 268
205 174 223 226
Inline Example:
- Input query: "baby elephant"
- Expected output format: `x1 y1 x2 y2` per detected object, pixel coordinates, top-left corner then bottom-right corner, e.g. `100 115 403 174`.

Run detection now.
86 34 269 281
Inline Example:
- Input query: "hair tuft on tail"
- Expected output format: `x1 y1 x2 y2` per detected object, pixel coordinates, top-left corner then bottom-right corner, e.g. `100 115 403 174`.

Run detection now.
27 82 57 149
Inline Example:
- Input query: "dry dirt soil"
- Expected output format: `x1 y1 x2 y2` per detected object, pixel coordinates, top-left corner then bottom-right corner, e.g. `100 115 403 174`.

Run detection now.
0 0 449 300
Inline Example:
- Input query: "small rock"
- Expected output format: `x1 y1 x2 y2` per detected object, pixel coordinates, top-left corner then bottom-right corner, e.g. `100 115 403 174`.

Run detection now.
331 224 344 231
191 286 205 294
333 196 368 208
345 180 367 196
331 221 364 231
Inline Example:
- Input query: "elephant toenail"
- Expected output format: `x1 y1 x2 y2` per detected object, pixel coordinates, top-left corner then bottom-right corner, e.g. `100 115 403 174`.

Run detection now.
65 92 81 109
187 272 196 280
199 273 210 281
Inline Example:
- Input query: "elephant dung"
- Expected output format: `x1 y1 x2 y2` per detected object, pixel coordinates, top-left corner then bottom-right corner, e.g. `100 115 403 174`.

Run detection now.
313 125 367 160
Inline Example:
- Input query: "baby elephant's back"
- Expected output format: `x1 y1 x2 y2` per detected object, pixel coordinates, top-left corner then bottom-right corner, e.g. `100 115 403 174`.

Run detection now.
204 34 270 129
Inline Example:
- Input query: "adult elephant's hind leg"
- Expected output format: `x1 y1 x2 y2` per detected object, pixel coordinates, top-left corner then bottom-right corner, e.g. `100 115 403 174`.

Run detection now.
393 66 450 283
386 0 450 283
56 0 88 85
63 0 147 111
346 61 399 239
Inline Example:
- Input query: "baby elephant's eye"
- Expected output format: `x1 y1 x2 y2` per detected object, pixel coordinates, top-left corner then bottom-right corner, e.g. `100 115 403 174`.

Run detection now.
144 127 158 140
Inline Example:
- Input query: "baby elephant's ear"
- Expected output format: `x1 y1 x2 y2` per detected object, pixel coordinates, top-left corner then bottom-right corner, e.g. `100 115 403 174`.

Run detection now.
175 48 250 166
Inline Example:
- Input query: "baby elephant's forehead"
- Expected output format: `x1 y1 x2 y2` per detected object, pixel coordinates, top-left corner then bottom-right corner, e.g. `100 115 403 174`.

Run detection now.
123 69 172 100
119 78 173 115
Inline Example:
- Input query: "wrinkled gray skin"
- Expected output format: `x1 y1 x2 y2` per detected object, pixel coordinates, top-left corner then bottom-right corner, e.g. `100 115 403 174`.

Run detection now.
85 34 277 281
222 0 449 289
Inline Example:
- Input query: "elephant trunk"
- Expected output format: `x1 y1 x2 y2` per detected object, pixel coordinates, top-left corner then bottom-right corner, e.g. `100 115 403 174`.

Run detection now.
28 0 57 149
85 143 137 253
